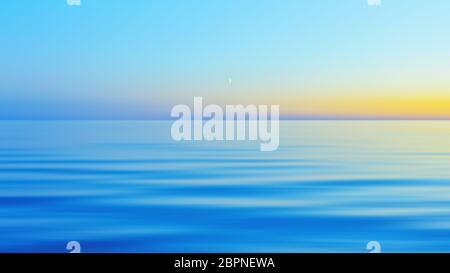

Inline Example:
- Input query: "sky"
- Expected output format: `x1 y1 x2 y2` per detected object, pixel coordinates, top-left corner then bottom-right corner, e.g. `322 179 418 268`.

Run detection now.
1 0 450 119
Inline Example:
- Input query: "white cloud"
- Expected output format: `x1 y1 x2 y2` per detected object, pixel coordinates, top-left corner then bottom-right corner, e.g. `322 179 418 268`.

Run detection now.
67 0 81 6
367 0 381 6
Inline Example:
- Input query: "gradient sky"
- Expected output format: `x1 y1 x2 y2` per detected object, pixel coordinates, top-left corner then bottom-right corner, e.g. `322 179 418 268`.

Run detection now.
1 0 450 119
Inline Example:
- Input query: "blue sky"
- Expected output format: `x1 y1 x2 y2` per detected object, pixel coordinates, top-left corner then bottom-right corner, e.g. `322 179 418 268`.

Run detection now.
1 0 450 119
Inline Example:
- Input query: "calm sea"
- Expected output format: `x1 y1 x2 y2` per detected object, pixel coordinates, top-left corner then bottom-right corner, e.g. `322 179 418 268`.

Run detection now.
1 121 450 252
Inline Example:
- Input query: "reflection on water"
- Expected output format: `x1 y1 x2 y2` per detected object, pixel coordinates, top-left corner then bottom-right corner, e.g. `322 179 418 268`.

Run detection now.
0 121 450 252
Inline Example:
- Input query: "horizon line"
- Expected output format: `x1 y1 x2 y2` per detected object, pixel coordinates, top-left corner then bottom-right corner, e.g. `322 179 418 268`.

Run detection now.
1 118 450 121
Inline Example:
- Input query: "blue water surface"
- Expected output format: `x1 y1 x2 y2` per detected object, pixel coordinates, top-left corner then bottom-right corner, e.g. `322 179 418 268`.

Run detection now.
1 121 450 252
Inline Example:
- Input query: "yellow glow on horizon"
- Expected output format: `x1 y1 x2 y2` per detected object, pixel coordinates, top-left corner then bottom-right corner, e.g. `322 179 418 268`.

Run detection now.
282 96 450 118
